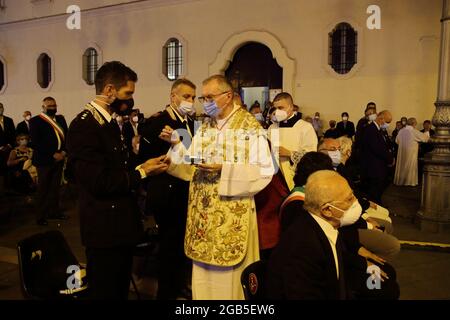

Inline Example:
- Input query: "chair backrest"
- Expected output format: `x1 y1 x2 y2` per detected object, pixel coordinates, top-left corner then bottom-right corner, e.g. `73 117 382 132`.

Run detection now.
17 230 81 299
241 260 267 300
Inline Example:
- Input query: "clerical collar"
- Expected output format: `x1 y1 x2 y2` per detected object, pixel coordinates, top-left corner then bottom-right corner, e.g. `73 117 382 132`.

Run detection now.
280 112 302 128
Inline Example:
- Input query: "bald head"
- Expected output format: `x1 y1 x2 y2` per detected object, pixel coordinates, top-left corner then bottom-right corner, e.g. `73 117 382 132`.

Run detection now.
304 170 352 214
377 110 392 123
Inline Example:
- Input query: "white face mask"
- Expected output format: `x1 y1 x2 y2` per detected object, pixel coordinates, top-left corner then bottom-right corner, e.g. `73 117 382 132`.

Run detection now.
25 115 31 121
273 109 288 122
178 100 195 116
368 114 377 122
328 150 341 167
19 139 28 147
342 116 348 121
254 113 264 122
132 116 139 123
328 200 362 227
381 123 390 130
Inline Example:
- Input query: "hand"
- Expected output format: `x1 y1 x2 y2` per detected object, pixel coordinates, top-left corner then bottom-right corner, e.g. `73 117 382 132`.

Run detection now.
196 163 222 172
369 201 378 209
53 152 65 162
141 155 170 176
358 247 386 266
132 135 141 155
279 146 292 158
18 156 28 162
159 125 180 145
367 261 389 282
366 217 383 231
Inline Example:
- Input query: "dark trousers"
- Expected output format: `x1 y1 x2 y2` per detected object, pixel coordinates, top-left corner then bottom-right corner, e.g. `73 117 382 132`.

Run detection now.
85 246 134 300
36 161 63 220
346 262 400 300
366 176 386 205
155 185 191 300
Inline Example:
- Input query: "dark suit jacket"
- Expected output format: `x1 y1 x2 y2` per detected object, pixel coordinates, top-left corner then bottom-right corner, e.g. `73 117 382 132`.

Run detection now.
16 120 30 136
66 108 144 248
336 121 355 138
361 122 394 179
29 114 68 167
139 108 195 222
0 115 16 147
267 207 346 300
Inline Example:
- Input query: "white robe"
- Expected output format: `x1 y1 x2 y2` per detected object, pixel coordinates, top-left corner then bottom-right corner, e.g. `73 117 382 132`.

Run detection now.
394 126 429 186
269 119 318 190
166 106 274 300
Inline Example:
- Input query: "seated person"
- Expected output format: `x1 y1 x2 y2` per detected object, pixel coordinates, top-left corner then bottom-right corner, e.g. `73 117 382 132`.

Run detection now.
319 138 400 261
267 169 399 300
7 134 36 193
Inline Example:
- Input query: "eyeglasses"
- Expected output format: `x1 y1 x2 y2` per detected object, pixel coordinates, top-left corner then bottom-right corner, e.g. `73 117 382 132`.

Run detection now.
198 91 230 103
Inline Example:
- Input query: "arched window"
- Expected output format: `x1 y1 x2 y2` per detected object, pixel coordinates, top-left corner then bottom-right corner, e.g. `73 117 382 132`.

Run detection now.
0 59 5 93
163 38 183 81
329 23 357 74
37 53 52 89
83 48 98 85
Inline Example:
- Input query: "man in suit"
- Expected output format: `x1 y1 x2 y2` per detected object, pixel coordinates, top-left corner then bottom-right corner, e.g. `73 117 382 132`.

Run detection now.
139 78 196 300
123 109 140 150
0 103 16 193
16 111 32 136
29 97 68 225
67 61 169 299
361 110 394 204
336 112 355 139
267 170 353 299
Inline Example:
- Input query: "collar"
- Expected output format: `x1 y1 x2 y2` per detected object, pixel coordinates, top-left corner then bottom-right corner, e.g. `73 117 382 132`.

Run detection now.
90 101 112 123
374 121 380 130
169 105 187 123
309 212 338 245
282 112 296 123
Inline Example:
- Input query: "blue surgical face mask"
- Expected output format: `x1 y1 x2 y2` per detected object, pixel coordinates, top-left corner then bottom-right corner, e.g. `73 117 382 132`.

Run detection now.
381 123 390 130
328 150 341 167
203 100 219 117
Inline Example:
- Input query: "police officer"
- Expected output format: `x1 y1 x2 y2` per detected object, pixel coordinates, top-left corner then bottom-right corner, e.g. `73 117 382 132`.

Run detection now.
67 61 169 299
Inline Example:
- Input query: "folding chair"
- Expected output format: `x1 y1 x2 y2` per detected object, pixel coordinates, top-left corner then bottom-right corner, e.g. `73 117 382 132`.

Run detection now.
240 260 267 300
17 230 88 299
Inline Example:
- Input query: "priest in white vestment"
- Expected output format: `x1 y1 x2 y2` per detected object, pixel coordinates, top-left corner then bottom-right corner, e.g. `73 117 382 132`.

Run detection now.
160 75 274 300
268 92 317 190
394 117 430 186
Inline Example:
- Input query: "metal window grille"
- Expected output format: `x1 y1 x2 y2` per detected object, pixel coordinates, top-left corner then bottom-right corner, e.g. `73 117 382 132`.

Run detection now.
37 53 51 88
329 23 357 74
164 38 183 81
83 48 98 86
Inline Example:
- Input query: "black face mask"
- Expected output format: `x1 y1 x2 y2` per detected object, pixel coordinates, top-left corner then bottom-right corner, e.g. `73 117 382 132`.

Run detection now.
110 98 134 116
46 109 57 117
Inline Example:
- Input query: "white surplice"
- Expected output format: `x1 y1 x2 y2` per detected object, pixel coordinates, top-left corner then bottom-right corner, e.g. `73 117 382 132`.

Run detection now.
394 126 429 186
268 119 318 190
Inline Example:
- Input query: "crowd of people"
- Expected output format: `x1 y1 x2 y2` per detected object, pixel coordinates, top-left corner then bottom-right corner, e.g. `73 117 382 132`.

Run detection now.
0 60 436 300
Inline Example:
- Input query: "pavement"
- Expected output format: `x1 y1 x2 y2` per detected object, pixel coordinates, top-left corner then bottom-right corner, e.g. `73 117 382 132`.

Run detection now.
0 183 449 300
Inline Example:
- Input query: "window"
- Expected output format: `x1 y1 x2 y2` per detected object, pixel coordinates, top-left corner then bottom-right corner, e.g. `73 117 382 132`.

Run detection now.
329 23 357 74
37 53 52 89
0 59 4 92
163 38 183 81
83 48 98 85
